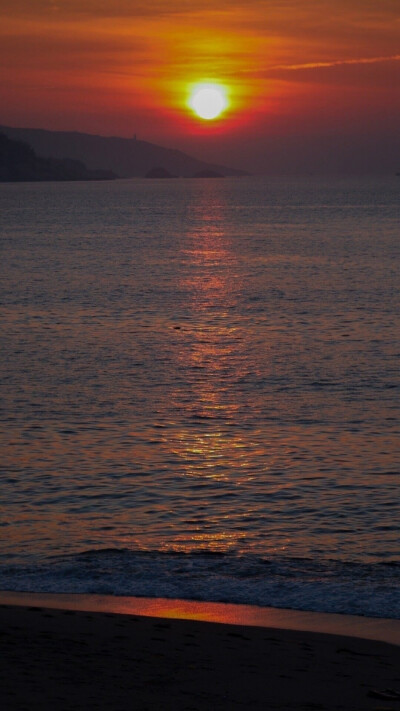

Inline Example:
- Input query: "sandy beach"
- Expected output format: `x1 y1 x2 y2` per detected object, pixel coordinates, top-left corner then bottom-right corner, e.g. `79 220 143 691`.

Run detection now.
1 597 399 711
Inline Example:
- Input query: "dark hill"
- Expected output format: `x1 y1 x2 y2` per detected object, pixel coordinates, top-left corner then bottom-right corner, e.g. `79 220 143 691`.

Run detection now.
0 133 116 182
0 125 247 179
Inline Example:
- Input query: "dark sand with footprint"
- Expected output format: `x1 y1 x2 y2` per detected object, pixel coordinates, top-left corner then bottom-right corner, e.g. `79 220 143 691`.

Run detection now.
1 604 399 710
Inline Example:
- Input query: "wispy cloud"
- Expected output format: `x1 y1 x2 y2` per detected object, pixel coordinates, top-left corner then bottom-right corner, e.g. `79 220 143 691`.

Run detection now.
270 54 400 71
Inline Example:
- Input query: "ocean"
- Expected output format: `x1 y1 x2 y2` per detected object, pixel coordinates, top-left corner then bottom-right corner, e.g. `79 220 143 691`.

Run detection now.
0 175 399 618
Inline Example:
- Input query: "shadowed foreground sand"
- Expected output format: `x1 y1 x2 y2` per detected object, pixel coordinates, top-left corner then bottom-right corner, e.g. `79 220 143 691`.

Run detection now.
1 603 400 710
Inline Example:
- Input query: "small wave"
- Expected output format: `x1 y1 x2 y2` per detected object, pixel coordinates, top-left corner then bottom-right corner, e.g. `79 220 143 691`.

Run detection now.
0 549 398 619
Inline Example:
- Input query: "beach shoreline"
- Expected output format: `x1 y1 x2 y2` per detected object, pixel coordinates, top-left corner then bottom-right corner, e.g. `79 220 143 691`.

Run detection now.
1 590 399 645
1 593 399 710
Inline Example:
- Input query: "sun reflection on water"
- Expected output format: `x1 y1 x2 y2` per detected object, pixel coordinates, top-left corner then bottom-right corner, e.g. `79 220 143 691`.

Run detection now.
174 194 247 468
152 188 256 552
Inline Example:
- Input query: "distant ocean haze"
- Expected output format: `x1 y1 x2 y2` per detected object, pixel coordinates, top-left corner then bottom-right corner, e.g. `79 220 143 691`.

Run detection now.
0 176 399 617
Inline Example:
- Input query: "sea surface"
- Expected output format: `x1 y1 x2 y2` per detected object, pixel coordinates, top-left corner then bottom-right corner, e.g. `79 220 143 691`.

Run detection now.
0 175 399 618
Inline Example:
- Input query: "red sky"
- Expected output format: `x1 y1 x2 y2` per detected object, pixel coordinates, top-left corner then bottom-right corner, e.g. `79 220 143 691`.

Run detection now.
1 0 399 173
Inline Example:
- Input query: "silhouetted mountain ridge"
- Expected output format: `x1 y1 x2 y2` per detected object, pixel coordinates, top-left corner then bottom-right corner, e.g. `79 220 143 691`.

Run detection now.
0 125 247 178
0 133 116 182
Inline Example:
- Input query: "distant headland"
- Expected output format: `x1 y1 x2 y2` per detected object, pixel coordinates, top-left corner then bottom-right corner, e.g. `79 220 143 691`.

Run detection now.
0 125 248 181
0 133 116 182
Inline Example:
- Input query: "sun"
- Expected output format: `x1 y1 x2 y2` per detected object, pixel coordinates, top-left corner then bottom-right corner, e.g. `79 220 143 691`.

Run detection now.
189 83 228 120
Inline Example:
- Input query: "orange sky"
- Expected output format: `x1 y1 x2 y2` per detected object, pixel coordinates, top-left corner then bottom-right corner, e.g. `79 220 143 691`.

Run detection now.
1 0 399 172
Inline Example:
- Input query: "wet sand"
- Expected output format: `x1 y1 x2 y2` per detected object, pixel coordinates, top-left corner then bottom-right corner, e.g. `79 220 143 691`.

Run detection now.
1 596 399 710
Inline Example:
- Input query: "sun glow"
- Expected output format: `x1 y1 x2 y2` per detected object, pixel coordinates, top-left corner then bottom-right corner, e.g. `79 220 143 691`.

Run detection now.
189 83 228 120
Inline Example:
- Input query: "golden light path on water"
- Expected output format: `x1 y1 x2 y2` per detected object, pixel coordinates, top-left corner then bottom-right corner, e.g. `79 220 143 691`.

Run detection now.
150 189 292 555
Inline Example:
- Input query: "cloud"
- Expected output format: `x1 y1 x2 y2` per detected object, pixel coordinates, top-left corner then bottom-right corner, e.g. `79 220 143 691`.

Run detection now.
270 54 400 71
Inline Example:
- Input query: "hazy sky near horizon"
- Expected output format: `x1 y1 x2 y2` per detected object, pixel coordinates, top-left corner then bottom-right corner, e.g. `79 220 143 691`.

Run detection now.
1 0 399 172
